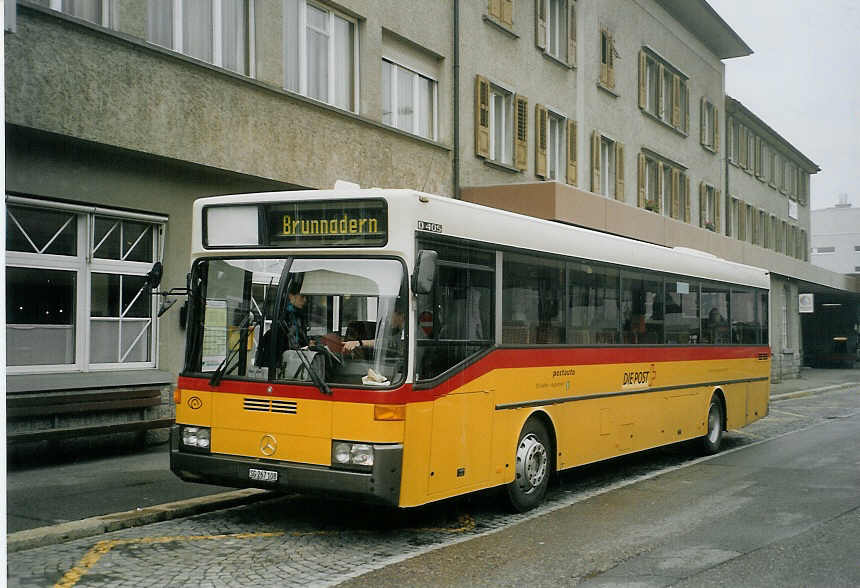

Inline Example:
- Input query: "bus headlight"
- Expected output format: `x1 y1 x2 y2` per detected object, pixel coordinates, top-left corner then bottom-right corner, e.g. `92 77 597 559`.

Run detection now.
181 426 211 452
331 441 374 469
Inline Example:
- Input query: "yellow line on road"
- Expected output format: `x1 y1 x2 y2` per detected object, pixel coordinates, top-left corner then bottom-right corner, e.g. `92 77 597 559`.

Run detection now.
54 515 476 587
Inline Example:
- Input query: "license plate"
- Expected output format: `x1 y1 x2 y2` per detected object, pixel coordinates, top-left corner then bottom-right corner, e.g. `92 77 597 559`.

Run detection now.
248 468 278 482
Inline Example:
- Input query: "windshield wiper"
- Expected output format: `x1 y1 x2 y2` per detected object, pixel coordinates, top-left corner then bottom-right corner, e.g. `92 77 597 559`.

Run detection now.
295 346 332 396
209 310 259 386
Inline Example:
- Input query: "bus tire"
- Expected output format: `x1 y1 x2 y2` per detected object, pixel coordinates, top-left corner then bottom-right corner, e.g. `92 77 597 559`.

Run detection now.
506 418 551 512
701 396 724 455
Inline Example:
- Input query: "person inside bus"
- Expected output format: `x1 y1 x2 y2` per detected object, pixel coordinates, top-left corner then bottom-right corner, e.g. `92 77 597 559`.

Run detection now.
255 281 310 367
704 307 727 344
342 309 405 357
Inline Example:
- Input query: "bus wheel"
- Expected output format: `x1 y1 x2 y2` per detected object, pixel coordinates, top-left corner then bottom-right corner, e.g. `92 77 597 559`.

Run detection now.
506 418 550 512
701 396 724 455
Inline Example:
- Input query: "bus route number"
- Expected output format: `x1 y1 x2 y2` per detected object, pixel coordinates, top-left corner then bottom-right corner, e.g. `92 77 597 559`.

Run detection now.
418 220 443 233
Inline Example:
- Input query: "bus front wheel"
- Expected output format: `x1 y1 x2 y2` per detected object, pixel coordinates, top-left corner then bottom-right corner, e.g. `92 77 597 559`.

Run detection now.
701 396 724 455
506 418 551 512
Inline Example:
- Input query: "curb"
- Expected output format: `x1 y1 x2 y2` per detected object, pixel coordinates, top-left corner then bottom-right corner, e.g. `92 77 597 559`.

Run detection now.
7 488 272 553
771 382 858 402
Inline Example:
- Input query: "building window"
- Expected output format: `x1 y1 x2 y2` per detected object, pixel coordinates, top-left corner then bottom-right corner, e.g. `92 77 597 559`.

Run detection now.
636 152 687 216
6 199 164 372
382 59 437 140
487 0 513 27
698 182 719 231
284 0 356 111
536 0 575 65
490 85 514 165
700 98 718 152
594 133 623 199
816 246 836 254
546 110 566 181
639 50 688 133
476 76 526 170
599 28 616 89
48 0 115 27
146 0 253 76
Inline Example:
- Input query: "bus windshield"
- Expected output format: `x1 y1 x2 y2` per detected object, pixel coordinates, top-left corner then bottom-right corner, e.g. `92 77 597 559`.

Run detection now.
185 257 408 388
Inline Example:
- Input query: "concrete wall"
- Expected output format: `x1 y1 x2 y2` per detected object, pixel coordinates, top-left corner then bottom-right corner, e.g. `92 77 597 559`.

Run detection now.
810 206 860 274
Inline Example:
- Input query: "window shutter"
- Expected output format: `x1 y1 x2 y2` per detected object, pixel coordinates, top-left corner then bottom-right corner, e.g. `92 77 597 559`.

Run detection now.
657 64 665 119
671 168 680 219
754 136 761 178
685 90 690 134
514 95 529 171
475 75 490 158
655 161 664 213
567 2 576 65
566 119 577 185
615 142 624 200
535 104 547 178
714 107 719 152
535 0 546 50
638 50 647 109
489 0 501 19
501 0 513 25
600 31 608 86
684 176 691 223
637 153 646 208
699 182 706 227
591 131 600 192
672 75 680 128
739 126 747 168
699 97 706 146
607 33 616 88
715 189 721 233
738 201 745 241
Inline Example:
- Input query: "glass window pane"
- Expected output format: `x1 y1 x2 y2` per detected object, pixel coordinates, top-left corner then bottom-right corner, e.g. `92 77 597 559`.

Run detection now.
664 280 699 344
94 217 121 259
183 0 213 62
307 21 329 101
731 289 758 344
758 291 769 344
147 0 173 47
621 271 663 344
492 93 505 162
6 267 76 366
701 284 730 344
91 273 121 318
123 221 154 262
382 61 393 126
90 319 119 363
332 15 353 110
122 320 153 362
418 75 434 139
503 254 564 344
7 206 77 255
62 0 101 23
283 0 301 91
122 275 152 318
221 0 247 74
567 262 619 344
396 66 414 133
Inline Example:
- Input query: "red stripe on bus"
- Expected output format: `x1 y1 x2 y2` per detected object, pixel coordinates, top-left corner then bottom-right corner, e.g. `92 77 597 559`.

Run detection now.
178 345 770 404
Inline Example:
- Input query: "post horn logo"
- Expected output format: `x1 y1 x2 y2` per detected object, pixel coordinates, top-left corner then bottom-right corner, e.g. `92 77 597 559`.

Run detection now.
187 396 203 410
259 434 278 456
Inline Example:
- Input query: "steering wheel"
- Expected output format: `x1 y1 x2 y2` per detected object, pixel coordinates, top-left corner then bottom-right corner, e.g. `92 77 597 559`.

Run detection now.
311 343 343 368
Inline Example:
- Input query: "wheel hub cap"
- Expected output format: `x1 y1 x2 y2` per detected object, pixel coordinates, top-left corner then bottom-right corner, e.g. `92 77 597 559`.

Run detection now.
516 433 547 493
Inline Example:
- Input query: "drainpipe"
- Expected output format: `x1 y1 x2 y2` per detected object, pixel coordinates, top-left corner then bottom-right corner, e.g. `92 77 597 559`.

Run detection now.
452 0 460 199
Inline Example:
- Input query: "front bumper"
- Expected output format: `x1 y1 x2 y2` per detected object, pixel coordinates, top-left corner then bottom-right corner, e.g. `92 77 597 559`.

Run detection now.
169 426 403 507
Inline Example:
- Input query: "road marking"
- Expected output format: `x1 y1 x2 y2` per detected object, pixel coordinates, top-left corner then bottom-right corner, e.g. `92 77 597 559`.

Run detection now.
53 515 476 587
54 532 284 588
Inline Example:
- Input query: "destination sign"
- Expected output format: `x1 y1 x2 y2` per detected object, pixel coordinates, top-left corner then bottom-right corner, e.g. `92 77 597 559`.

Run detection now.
265 199 388 248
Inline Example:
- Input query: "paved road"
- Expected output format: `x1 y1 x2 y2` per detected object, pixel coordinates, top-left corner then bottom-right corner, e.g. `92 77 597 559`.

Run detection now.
7 385 858 587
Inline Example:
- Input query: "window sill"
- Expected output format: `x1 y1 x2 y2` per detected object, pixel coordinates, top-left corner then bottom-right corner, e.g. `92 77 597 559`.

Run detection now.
7 369 174 394
639 109 688 137
482 14 519 38
701 143 718 155
483 158 522 174
542 51 575 70
596 82 620 98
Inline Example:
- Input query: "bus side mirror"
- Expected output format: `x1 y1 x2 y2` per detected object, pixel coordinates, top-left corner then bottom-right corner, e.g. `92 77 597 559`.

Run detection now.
412 250 438 295
145 261 164 289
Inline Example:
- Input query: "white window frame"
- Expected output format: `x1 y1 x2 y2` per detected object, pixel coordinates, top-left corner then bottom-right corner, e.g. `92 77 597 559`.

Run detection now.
545 0 568 61
5 196 166 375
703 99 716 150
382 58 438 141
489 83 514 165
145 0 256 77
284 0 359 112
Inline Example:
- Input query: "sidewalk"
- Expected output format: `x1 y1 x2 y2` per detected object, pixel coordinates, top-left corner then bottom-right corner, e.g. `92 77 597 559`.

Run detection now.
6 367 859 553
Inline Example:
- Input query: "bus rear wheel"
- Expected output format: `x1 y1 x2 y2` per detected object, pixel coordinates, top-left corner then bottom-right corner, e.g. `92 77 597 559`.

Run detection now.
506 418 551 512
701 396 724 455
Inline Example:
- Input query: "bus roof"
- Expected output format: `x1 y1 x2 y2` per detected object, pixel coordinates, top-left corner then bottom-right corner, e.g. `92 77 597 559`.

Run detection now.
192 187 770 290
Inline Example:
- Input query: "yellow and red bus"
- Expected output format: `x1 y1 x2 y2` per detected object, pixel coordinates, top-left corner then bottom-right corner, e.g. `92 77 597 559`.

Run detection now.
170 186 770 511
